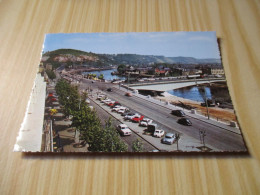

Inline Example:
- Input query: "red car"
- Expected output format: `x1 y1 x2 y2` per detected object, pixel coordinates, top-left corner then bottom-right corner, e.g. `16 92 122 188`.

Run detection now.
109 102 121 107
132 115 144 123
51 97 57 102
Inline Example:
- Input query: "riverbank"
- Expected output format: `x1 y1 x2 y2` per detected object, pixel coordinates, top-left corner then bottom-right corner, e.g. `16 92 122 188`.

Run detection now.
155 92 237 122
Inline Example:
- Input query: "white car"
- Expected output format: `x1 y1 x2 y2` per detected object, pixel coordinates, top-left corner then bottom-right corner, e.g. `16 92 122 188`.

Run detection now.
139 118 153 127
153 130 165 138
111 105 121 110
124 113 140 120
105 100 115 105
85 98 90 104
117 124 132 136
101 98 111 103
117 107 129 114
112 106 125 112
97 95 105 100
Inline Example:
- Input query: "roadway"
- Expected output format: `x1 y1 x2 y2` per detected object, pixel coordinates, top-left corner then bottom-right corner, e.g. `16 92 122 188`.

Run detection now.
81 79 247 152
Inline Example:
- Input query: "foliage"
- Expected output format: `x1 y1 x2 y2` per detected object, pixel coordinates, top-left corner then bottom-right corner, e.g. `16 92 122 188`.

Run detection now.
55 79 80 116
98 74 104 80
132 138 144 152
56 79 127 152
87 117 128 152
117 64 126 74
72 109 127 152
45 69 56 80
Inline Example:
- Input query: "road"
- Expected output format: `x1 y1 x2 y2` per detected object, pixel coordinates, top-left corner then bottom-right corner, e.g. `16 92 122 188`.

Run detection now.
89 99 156 152
81 79 247 152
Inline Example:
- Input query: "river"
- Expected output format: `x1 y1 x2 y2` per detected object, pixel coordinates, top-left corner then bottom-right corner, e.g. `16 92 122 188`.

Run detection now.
83 69 125 81
167 84 231 103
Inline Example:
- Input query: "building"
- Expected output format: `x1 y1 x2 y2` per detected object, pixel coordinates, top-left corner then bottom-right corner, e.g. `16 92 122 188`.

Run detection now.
46 63 52 70
211 68 225 75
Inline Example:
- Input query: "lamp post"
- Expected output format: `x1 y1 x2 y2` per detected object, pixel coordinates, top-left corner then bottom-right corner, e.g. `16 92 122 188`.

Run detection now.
175 133 180 151
127 72 130 91
200 87 210 120
199 130 206 148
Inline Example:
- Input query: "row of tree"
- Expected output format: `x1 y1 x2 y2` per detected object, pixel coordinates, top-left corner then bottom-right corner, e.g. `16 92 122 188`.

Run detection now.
45 69 56 80
55 79 128 152
85 73 104 80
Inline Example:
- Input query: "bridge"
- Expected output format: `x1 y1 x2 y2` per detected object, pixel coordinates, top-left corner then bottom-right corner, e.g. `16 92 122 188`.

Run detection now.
129 78 226 92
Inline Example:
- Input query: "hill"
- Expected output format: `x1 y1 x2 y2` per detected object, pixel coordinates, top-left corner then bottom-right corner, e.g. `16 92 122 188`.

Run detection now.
42 49 221 68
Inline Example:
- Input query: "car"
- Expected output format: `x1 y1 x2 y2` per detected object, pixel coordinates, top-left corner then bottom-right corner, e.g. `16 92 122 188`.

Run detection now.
116 124 132 136
101 98 111 103
117 107 129 114
110 101 121 107
85 98 90 104
105 101 115 105
124 113 140 120
112 106 124 111
132 115 144 123
171 110 185 117
139 118 153 127
97 95 106 100
161 133 176 145
177 118 192 126
153 130 165 138
121 111 133 117
107 88 112 92
125 92 132 97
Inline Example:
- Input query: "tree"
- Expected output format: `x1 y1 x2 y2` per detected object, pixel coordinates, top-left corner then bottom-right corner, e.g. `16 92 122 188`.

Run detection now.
132 138 144 152
89 117 128 152
98 74 104 80
117 64 126 74
45 69 56 80
55 79 80 116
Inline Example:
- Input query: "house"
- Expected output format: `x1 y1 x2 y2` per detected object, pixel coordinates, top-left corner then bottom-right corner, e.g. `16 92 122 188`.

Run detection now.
155 67 171 76
211 68 225 75
46 63 52 70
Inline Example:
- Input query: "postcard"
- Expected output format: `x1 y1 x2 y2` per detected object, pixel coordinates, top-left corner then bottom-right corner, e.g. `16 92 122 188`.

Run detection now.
14 32 248 153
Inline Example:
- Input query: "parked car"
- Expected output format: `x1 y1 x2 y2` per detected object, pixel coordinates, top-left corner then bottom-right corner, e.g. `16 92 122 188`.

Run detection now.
101 98 111 103
105 101 115 105
107 88 112 92
161 133 176 145
85 98 90 104
110 102 121 107
124 113 140 120
97 95 106 100
116 124 132 136
171 110 185 117
125 92 132 97
117 107 129 114
112 106 125 111
145 123 158 134
153 130 165 138
121 111 133 117
132 115 144 123
139 118 153 127
177 118 192 126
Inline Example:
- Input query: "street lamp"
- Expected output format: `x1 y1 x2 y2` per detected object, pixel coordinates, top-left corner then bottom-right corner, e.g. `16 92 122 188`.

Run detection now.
127 72 130 91
199 130 206 148
175 133 180 151
199 87 210 120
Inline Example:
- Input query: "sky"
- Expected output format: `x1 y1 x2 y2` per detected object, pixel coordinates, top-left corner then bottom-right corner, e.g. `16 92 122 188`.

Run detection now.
43 32 220 59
